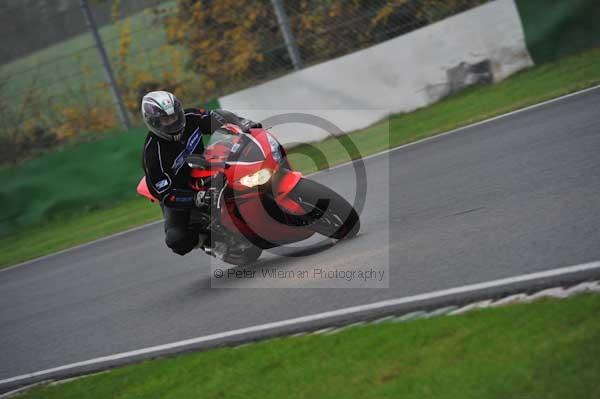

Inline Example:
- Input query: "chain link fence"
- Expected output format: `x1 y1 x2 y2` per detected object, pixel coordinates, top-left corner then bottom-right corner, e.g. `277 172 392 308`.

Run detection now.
0 0 487 164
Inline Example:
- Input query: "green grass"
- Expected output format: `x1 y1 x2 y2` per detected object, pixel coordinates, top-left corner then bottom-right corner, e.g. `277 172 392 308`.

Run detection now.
515 0 600 63
19 293 600 398
0 127 149 235
1 48 600 268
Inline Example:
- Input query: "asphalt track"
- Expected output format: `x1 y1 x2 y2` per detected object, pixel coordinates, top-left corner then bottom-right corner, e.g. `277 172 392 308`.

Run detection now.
1 87 600 389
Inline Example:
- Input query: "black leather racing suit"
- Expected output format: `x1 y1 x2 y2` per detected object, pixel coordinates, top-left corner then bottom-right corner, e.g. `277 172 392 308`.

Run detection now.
142 108 246 255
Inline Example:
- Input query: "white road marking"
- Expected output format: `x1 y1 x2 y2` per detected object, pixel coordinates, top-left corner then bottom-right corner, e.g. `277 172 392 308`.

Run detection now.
4 84 600 273
1 260 599 386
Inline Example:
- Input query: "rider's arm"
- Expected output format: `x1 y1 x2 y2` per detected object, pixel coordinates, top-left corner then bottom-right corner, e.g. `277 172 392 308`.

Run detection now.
143 133 212 210
143 135 195 209
142 134 174 203
189 108 261 135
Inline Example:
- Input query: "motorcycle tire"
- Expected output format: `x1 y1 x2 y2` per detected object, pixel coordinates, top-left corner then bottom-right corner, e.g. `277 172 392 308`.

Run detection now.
288 178 360 240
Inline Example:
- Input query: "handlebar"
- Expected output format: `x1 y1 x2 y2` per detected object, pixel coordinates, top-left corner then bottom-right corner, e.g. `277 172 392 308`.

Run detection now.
185 154 227 170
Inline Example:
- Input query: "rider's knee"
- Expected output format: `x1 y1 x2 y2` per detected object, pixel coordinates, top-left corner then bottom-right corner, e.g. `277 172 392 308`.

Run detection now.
165 228 197 256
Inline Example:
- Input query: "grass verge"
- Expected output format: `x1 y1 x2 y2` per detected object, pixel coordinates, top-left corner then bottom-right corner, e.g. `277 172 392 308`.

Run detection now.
515 0 600 64
0 198 161 268
19 293 600 398
2 48 600 268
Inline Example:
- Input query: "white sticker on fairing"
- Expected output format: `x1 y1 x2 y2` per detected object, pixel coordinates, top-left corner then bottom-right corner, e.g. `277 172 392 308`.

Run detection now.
155 179 169 189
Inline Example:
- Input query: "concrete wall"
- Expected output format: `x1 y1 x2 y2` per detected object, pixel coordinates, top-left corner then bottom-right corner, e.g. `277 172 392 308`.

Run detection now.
219 0 533 146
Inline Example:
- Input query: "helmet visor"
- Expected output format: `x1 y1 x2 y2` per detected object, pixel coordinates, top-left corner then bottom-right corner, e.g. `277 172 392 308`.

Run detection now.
160 114 179 127
160 105 186 135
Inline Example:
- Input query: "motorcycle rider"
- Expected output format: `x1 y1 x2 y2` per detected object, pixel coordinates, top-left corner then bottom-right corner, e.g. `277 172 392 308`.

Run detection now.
141 90 260 255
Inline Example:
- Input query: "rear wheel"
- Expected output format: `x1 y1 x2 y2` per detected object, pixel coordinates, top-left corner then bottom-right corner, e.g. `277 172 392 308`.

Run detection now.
288 178 360 240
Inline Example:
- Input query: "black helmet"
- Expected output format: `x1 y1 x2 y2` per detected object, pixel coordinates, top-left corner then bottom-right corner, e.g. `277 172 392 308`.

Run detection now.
141 91 186 141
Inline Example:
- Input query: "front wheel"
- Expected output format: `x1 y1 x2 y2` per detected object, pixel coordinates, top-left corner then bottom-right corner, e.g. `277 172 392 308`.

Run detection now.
287 178 360 240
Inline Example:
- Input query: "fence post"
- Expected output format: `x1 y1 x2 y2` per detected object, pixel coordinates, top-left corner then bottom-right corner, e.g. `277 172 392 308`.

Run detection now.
79 0 131 131
270 0 303 70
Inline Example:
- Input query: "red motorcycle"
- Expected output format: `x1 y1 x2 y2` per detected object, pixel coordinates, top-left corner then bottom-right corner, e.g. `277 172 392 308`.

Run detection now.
137 124 360 265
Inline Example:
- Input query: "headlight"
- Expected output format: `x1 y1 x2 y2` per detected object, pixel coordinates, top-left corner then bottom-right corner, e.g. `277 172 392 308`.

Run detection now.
238 169 273 187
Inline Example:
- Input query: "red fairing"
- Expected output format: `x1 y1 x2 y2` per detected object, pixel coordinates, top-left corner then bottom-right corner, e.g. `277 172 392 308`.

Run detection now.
189 169 219 190
220 194 314 244
222 123 243 134
274 171 304 215
190 169 218 178
136 177 157 202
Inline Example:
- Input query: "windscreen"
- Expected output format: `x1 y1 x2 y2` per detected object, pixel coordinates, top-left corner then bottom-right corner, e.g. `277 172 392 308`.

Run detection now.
204 129 265 163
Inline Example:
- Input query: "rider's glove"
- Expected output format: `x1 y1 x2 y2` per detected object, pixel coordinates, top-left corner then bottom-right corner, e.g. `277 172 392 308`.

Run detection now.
239 118 262 132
